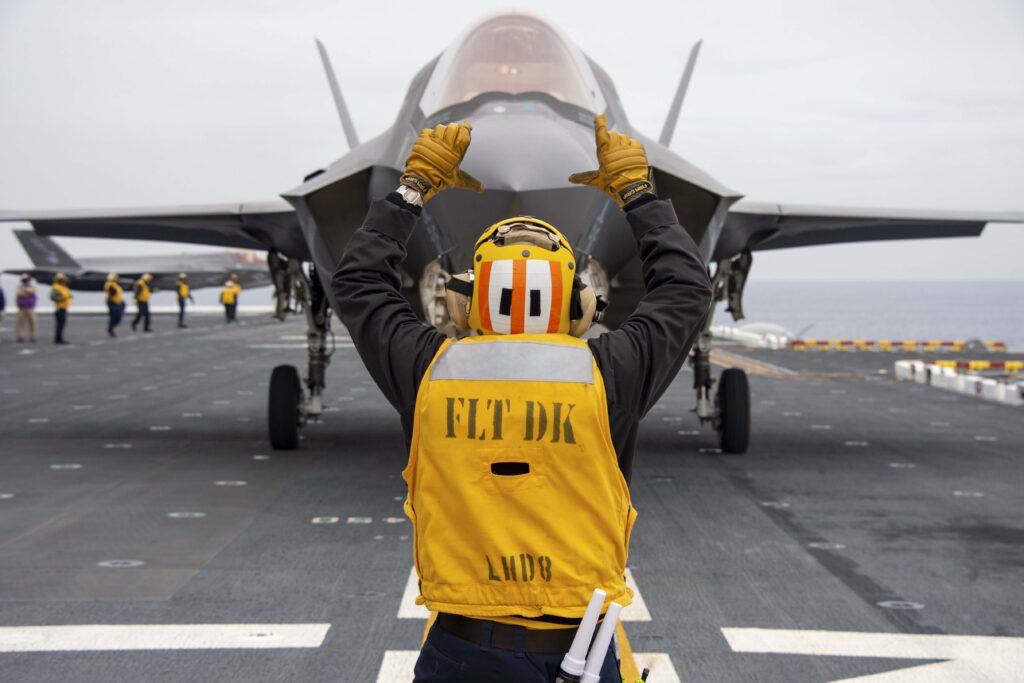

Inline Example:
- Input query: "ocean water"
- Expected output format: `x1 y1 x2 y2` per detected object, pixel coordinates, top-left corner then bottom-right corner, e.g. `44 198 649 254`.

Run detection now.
716 280 1024 350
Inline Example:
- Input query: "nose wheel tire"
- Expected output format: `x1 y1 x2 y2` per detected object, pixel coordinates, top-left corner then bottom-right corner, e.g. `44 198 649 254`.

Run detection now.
269 364 302 450
717 368 750 454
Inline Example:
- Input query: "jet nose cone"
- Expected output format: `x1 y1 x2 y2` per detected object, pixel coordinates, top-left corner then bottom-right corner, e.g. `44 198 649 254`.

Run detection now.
459 111 596 192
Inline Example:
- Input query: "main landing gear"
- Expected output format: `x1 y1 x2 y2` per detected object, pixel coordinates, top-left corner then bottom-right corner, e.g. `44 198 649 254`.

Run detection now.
692 250 752 454
268 260 334 450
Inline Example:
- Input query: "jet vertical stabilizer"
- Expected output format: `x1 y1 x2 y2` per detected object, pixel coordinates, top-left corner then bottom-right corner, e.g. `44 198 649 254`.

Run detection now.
315 38 360 150
659 40 702 146
14 230 81 271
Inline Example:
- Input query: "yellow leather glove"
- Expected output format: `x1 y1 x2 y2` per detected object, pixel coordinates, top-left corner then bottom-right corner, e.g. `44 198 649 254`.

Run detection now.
400 122 484 202
569 114 654 208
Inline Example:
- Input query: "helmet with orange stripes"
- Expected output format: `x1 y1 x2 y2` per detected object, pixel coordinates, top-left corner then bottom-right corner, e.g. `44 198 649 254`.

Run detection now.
445 217 596 337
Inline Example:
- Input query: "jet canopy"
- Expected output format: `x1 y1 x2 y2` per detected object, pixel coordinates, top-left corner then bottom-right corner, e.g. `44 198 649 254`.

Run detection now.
421 12 604 115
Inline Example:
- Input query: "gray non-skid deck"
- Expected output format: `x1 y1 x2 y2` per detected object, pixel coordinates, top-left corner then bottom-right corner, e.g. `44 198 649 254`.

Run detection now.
0 314 1021 682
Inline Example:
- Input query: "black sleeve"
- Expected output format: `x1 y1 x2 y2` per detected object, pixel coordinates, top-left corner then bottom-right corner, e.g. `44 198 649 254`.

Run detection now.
333 196 447 428
588 198 713 419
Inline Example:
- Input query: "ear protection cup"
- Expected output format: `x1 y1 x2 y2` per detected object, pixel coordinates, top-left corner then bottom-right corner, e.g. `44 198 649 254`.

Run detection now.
569 285 597 338
446 272 473 331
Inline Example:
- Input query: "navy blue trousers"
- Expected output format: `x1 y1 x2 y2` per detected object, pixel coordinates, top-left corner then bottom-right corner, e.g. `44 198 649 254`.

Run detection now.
413 622 620 683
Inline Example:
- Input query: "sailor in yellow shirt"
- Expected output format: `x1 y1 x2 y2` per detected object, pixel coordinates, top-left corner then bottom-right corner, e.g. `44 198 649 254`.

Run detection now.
220 273 241 323
50 272 73 345
103 273 125 337
131 273 154 333
334 119 712 682
176 273 195 328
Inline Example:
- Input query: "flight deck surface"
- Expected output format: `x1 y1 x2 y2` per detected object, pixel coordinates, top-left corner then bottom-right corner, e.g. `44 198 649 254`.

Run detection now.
1 315 1021 682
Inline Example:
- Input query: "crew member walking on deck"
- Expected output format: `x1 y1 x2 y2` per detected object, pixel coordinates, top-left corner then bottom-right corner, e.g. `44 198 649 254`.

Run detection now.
131 273 154 333
15 274 38 343
103 273 125 337
50 273 72 345
176 273 194 328
220 274 241 323
334 117 712 682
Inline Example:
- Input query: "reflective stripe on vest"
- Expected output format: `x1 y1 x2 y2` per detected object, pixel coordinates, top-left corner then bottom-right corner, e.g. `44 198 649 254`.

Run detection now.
430 340 594 384
404 333 635 620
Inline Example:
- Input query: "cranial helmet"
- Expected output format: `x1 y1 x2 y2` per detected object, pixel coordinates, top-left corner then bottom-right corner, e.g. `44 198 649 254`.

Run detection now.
107 272 118 281
445 217 597 337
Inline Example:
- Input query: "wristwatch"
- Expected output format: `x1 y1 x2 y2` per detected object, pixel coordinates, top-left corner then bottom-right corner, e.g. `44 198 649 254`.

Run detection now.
395 184 424 208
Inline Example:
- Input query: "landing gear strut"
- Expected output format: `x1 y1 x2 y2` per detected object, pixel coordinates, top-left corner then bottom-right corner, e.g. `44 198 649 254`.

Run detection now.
693 251 752 454
267 261 333 450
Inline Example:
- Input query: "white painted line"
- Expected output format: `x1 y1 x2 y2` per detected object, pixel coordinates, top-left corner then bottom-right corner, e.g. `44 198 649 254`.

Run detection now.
889 462 917 469
347 516 373 524
632 653 682 683
149 426 172 432
877 600 924 610
0 624 331 652
698 447 722 454
2 389 20 394
104 443 133 449
383 517 406 524
760 501 789 509
375 650 420 683
676 430 699 436
183 413 203 418
952 491 985 498
49 464 82 470
312 517 339 524
783 411 802 417
973 435 998 442
844 441 869 447
374 650 681 683
622 568 651 621
808 542 845 550
336 396 354 402
27 418 50 424
398 567 429 619
168 512 206 519
72 405 93 411
109 394 129 400
214 481 247 487
810 424 832 430
660 416 683 423
237 390 254 396
97 560 144 568
253 455 270 461
722 628 1024 682
213 400 232 405
0 494 15 500
930 421 950 427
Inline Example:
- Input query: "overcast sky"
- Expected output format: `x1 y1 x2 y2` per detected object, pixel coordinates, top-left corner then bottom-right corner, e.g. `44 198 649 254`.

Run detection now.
1 0 1022 284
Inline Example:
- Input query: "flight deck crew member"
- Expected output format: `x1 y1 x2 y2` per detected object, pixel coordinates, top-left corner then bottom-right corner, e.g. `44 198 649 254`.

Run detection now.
220 274 240 323
103 273 125 337
176 273 194 328
131 273 153 332
0 285 5 342
334 117 712 683
15 273 38 343
50 272 72 344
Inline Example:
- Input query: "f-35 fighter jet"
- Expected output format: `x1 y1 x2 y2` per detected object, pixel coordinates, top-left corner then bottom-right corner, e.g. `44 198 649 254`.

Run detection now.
3 11 1021 452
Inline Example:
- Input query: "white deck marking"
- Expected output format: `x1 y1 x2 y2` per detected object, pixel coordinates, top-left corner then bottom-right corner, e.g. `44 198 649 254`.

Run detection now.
72 405 93 410
183 413 203 418
213 481 246 486
397 566 650 621
312 517 339 524
97 560 144 568
149 426 172 431
27 418 50 423
104 443 133 449
722 628 1024 682
889 462 916 469
810 424 833 430
952 491 985 498
0 624 331 652
783 411 802 417
383 517 406 524
49 464 81 470
622 568 651 621
845 441 869 447
375 650 680 682
632 653 683 683
347 517 373 524
974 435 998 442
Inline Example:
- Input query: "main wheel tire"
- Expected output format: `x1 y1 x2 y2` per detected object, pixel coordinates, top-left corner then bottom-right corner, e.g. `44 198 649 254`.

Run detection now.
717 368 750 454
269 364 302 450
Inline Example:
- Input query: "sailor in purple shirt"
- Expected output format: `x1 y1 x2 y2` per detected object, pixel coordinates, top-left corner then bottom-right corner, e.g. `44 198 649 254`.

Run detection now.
15 273 39 343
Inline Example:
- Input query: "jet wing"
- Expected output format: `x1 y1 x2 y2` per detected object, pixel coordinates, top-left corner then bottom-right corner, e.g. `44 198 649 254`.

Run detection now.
713 200 1024 261
0 200 309 260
